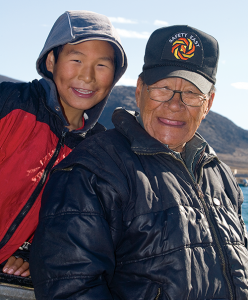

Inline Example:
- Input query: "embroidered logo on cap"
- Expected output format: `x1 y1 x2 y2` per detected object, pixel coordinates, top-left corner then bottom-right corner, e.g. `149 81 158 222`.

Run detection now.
171 38 195 60
161 32 204 66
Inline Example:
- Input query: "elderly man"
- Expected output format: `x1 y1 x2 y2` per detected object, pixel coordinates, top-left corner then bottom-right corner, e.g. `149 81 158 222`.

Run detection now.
30 26 248 299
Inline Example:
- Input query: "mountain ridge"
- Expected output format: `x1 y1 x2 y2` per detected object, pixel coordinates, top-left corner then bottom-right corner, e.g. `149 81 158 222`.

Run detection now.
0 75 21 83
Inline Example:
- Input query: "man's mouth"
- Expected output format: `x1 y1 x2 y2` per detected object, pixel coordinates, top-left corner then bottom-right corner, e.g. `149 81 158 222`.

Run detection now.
158 118 185 126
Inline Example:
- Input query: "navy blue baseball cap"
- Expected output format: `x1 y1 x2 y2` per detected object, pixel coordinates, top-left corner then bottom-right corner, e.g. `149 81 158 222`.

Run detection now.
140 25 219 94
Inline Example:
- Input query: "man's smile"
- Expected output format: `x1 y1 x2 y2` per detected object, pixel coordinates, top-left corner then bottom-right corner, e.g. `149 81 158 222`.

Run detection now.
158 117 185 126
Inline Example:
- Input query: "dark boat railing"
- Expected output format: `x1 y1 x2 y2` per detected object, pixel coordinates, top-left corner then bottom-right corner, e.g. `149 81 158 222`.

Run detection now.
0 271 35 299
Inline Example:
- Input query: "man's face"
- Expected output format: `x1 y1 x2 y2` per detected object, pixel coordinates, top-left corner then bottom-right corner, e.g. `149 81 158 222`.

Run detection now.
136 77 214 152
46 40 115 116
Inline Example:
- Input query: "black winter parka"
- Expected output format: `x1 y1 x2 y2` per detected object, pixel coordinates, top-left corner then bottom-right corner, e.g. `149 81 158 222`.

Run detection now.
30 108 248 300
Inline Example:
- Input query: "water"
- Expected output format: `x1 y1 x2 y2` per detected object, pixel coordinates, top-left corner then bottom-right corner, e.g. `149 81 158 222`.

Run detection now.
241 186 248 230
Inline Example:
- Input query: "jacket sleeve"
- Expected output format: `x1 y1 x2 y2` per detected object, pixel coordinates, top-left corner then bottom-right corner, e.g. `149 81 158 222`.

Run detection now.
237 185 248 248
0 82 17 115
217 161 248 245
30 164 123 300
12 242 31 261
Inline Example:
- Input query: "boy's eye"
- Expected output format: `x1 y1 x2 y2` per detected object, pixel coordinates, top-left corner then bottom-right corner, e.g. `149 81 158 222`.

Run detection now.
72 60 81 63
98 61 114 69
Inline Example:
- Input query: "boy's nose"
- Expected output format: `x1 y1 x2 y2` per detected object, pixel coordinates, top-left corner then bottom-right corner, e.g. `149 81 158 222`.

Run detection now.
78 66 95 83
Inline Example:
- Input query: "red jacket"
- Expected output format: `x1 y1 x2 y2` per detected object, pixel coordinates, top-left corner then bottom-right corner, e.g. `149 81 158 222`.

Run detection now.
0 80 105 263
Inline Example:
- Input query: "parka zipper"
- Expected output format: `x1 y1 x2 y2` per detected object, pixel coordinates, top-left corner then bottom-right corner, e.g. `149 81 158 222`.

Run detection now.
194 159 234 300
194 183 234 300
0 130 67 250
135 150 235 300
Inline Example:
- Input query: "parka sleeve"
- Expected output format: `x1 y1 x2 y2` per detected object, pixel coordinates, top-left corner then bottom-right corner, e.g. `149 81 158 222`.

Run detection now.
30 164 123 300
237 186 248 248
219 162 248 246
0 82 17 115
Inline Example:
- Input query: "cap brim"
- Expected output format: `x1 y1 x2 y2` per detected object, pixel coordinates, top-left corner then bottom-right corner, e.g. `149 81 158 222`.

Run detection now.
143 66 212 94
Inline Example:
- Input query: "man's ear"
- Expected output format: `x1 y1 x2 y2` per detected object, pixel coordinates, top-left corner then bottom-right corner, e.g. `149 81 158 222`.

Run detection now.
203 92 215 119
46 50 55 74
135 77 143 108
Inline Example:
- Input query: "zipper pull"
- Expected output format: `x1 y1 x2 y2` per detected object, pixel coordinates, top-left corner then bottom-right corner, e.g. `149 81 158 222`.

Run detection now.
196 183 204 198
60 131 66 148
154 287 161 300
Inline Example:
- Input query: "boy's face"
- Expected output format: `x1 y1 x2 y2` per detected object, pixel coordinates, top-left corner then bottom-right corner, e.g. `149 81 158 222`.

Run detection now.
46 40 115 116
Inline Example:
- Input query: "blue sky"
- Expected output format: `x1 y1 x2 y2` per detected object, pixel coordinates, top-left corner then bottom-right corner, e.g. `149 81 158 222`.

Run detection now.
1 0 248 129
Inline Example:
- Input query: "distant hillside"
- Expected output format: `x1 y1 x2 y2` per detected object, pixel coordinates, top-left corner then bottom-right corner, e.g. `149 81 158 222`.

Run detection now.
100 86 248 172
198 112 248 172
0 75 22 83
99 86 137 129
198 112 248 154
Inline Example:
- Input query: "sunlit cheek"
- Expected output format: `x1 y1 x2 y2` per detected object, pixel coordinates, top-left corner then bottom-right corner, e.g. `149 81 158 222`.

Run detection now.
66 66 79 78
142 97 159 112
100 71 115 86
197 110 206 124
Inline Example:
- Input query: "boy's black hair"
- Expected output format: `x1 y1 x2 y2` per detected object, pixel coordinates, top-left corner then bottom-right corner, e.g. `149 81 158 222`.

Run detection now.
52 43 117 64
53 45 64 63
39 45 64 80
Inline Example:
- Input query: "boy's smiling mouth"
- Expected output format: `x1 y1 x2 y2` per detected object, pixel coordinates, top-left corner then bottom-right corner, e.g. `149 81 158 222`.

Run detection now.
71 87 97 98
73 88 94 95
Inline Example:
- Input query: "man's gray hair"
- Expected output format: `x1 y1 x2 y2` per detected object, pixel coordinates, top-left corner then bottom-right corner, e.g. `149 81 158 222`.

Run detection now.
208 84 216 97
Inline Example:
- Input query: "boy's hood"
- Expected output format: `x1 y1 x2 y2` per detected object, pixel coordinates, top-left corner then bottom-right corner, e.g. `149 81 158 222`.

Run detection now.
36 10 127 133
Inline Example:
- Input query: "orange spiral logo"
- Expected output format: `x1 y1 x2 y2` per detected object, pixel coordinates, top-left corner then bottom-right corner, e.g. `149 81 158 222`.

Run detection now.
171 38 195 60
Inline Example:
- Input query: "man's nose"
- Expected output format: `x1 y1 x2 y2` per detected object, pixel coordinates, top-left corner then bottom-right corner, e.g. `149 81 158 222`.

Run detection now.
165 91 184 111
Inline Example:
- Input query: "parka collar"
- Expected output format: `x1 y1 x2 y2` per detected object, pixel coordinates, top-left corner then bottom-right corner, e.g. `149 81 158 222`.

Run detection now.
112 108 218 163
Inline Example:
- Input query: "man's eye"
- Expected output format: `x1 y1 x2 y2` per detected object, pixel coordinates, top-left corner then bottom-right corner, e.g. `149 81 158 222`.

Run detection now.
73 60 81 63
151 86 169 90
162 86 172 91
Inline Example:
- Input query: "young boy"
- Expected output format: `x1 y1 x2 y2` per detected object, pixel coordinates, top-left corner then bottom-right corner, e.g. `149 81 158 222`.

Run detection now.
0 10 127 277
